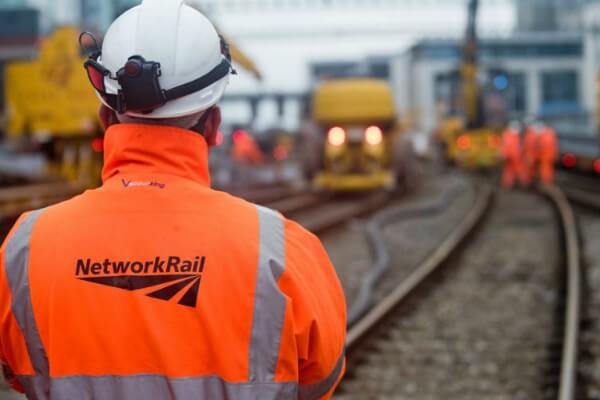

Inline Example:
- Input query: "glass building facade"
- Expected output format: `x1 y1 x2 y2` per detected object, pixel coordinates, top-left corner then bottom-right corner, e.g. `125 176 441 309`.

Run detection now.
516 0 600 32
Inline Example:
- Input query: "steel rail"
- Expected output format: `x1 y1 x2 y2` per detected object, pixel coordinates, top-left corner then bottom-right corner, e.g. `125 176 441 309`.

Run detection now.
265 192 332 216
563 187 600 211
0 182 81 203
346 183 493 350
0 183 83 218
298 192 391 235
541 185 582 400
225 185 305 204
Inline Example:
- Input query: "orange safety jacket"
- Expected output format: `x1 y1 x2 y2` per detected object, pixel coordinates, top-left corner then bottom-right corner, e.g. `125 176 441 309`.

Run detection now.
538 127 558 162
501 129 521 161
523 128 539 163
0 124 347 400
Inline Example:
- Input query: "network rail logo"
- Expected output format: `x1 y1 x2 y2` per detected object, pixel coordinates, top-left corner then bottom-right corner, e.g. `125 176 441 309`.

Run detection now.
76 256 206 308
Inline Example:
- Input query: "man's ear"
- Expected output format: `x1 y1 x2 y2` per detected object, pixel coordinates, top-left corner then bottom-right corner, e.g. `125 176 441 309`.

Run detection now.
99 105 119 131
202 107 222 147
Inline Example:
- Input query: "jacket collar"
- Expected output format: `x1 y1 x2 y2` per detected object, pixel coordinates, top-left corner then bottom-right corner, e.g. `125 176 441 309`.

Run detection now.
102 124 211 187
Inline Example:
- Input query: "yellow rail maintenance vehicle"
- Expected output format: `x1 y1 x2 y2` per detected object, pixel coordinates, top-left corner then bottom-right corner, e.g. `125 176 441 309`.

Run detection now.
443 122 501 169
4 23 261 186
5 27 103 185
312 78 405 192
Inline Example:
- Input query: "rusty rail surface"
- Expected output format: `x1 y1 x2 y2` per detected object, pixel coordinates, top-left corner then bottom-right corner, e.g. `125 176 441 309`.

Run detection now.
541 185 582 400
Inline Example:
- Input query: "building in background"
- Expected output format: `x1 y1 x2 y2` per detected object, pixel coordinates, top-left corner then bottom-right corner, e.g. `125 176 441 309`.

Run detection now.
516 0 587 32
80 0 112 33
391 34 591 136
0 0 142 34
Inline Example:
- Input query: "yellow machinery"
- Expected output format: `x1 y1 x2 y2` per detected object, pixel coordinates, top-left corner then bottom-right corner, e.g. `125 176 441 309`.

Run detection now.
5 27 103 185
4 25 261 185
312 78 402 191
440 0 500 168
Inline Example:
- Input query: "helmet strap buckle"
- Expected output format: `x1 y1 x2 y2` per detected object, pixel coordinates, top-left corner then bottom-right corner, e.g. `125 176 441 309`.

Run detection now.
116 55 167 114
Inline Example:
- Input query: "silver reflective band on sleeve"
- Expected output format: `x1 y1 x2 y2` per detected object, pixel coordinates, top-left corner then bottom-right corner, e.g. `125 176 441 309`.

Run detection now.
18 374 298 400
4 209 49 378
299 352 345 400
249 206 287 384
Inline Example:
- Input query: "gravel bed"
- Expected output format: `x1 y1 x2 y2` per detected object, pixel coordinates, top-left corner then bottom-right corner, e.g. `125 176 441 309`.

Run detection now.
576 207 600 399
557 171 600 194
336 190 562 399
321 171 472 304
372 177 476 304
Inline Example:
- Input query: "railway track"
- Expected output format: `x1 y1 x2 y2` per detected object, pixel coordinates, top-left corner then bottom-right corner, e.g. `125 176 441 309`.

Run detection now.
227 185 305 204
285 192 391 234
566 185 600 400
337 185 581 400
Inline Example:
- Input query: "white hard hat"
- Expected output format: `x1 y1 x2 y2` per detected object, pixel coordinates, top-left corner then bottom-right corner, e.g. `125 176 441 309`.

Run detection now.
86 0 232 119
508 120 521 132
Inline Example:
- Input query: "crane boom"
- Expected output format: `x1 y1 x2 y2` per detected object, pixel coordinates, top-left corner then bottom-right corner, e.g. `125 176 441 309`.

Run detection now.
461 0 481 129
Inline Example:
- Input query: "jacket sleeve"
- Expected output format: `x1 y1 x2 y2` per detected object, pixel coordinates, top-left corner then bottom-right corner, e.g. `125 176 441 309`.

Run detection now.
0 214 29 394
282 220 347 400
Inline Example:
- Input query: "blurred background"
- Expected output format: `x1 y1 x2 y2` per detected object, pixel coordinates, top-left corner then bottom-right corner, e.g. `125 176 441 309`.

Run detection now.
0 0 598 190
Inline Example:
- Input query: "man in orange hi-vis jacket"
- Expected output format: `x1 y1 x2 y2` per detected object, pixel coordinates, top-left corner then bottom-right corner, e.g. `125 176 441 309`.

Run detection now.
501 121 523 188
538 123 559 185
521 121 541 186
0 1 346 399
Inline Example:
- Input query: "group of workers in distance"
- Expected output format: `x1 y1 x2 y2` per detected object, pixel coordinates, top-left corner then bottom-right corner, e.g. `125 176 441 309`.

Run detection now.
501 119 558 189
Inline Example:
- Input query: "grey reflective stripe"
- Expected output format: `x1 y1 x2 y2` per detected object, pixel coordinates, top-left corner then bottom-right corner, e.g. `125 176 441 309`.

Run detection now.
4 209 49 379
299 352 345 400
18 374 298 400
249 206 287 383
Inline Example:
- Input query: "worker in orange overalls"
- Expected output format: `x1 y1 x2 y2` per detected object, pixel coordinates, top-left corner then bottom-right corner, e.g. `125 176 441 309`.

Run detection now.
501 121 523 189
538 123 559 185
231 129 265 164
521 120 541 187
0 1 346 399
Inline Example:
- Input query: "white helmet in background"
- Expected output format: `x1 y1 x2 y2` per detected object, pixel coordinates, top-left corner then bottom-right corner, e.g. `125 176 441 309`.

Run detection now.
85 0 232 119
508 120 521 133
533 120 546 133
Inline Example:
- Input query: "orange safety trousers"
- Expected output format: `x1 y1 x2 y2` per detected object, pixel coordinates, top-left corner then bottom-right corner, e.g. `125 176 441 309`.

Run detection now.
0 124 347 400
520 129 539 186
501 130 522 188
538 128 558 185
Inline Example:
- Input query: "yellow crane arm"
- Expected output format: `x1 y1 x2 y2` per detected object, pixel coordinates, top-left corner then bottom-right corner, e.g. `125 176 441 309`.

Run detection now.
227 38 262 80
184 2 262 80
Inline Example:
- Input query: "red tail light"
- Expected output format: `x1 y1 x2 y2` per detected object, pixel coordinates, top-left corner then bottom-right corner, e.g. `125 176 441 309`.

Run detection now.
562 153 577 168
327 127 346 146
215 131 224 146
457 135 471 151
594 160 600 174
273 145 288 161
488 134 500 148
91 138 104 153
233 129 248 144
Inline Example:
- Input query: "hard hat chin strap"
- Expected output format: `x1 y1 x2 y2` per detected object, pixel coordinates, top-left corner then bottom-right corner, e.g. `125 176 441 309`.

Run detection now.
83 33 235 115
102 56 232 115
